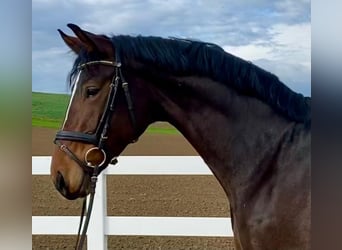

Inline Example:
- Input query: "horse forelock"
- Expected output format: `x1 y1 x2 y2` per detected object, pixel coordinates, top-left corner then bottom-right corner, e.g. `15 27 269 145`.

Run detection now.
68 48 104 90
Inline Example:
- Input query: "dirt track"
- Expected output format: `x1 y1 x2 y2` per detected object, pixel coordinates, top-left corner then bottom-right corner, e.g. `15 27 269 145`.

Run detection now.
32 127 235 249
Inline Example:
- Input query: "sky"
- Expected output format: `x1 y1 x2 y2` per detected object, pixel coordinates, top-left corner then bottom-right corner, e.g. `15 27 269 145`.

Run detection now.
32 0 311 96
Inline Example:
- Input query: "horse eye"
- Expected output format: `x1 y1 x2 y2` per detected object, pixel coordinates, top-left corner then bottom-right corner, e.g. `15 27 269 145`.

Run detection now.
86 87 100 98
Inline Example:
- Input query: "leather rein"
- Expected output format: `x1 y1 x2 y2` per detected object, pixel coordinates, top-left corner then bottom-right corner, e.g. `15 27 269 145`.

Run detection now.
54 59 137 250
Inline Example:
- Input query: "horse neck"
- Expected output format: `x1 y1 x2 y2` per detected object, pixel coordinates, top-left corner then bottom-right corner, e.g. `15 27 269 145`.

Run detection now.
147 74 296 200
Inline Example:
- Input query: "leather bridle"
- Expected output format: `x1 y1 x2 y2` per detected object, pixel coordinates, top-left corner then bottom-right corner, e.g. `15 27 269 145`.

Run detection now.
53 58 137 250
54 59 137 173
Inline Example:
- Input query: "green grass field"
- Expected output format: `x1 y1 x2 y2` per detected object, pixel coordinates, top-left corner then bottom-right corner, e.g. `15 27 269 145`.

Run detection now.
32 92 179 134
32 92 70 129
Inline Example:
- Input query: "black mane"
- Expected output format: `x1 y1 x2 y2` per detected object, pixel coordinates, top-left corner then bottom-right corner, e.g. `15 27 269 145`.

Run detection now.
71 35 311 123
111 35 310 123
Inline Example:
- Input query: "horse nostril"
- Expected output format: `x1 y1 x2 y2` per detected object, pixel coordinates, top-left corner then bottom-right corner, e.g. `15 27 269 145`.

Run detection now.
56 171 66 192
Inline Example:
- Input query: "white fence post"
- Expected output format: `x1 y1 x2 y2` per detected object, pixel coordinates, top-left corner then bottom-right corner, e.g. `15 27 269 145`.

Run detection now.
87 172 107 249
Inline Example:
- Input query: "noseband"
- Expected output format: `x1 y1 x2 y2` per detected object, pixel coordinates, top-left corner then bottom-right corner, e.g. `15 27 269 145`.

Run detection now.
53 59 137 250
54 59 137 173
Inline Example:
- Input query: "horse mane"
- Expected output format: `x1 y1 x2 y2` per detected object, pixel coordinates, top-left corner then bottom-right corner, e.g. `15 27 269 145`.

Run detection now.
110 35 310 124
70 34 311 124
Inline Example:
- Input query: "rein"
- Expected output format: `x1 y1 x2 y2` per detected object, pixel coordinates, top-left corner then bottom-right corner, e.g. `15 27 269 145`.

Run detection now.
54 59 136 250
75 165 99 250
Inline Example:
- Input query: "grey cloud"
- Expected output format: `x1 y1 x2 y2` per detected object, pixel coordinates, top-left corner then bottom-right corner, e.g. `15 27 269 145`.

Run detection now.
32 0 310 95
254 58 311 96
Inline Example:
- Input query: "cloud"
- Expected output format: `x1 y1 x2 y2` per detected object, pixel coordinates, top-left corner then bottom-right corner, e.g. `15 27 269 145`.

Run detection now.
32 0 311 95
222 22 311 96
223 22 310 65
270 23 311 67
32 47 75 93
255 58 311 95
274 0 311 22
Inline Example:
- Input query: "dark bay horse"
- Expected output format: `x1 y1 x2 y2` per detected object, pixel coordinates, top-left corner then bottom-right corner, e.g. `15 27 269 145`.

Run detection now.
50 24 311 249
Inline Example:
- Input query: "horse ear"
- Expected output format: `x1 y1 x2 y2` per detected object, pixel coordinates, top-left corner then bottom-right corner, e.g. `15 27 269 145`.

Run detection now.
67 23 98 52
58 29 83 54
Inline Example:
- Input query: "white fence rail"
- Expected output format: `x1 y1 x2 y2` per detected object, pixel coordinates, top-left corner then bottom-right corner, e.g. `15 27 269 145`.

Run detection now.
32 156 233 250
